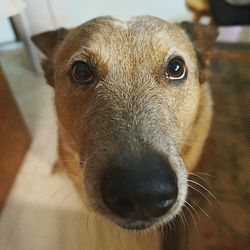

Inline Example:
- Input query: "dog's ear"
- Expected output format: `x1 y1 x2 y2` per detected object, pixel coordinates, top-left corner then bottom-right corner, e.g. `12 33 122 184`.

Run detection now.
180 22 218 83
31 28 68 57
31 28 68 86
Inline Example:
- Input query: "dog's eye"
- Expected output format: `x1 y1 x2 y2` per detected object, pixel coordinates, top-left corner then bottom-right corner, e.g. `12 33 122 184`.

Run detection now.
165 57 186 81
71 61 94 84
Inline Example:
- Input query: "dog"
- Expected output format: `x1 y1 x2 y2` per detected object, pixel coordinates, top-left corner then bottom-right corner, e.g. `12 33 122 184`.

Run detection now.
32 16 217 250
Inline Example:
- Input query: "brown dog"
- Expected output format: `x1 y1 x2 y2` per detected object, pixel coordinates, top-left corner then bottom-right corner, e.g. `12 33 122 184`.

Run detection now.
32 16 217 249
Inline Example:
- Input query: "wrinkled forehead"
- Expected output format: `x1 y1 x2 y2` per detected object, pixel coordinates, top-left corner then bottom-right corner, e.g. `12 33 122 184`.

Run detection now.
55 16 195 68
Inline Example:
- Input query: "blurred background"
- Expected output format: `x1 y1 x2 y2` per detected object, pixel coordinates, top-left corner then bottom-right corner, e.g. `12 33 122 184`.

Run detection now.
0 0 249 249
0 0 249 72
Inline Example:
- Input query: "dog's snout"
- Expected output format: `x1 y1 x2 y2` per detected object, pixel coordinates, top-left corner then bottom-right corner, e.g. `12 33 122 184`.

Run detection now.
101 154 178 220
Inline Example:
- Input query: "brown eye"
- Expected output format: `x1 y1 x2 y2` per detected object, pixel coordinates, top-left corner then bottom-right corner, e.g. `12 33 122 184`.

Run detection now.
71 61 94 84
165 57 186 81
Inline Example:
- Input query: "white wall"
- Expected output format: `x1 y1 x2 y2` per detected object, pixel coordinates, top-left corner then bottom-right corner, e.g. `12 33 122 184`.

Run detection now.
14 0 249 72
50 0 193 27
24 0 193 33
16 0 194 72
22 0 250 42
0 18 15 44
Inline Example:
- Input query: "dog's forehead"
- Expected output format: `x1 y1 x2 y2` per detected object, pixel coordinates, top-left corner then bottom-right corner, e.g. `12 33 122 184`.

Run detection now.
83 16 190 51
56 16 195 67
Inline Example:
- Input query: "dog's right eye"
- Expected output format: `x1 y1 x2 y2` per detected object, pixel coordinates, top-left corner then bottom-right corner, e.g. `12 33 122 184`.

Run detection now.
71 61 94 84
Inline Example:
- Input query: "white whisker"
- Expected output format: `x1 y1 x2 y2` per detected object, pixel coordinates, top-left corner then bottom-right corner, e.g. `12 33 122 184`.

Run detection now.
188 172 210 184
57 191 75 208
188 179 221 205
184 204 199 236
180 210 190 235
188 184 212 206
185 200 201 221
191 200 211 220
194 171 215 178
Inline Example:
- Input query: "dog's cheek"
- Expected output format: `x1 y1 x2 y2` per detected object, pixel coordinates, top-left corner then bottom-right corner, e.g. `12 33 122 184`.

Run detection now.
54 79 86 142
55 94 77 138
174 85 201 152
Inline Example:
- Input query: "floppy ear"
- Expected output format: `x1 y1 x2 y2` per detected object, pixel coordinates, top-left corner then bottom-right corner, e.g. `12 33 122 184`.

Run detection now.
180 22 218 83
31 28 68 86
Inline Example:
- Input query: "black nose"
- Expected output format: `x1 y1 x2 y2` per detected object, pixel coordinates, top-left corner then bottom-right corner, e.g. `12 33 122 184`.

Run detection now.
101 153 178 220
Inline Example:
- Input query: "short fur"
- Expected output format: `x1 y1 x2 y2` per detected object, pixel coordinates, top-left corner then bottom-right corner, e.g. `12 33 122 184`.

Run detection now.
32 16 217 249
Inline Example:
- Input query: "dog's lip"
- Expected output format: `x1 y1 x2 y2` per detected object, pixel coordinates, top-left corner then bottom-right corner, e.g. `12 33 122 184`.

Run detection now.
116 221 153 230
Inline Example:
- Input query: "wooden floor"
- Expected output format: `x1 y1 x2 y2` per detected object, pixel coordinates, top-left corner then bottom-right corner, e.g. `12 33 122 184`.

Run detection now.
0 66 31 210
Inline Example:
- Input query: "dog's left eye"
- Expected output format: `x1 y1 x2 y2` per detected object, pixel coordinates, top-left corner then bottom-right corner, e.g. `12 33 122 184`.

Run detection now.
71 61 94 84
165 57 186 81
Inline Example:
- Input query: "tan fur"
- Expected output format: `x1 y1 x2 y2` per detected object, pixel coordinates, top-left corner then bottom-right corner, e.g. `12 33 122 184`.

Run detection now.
180 82 213 170
32 16 217 249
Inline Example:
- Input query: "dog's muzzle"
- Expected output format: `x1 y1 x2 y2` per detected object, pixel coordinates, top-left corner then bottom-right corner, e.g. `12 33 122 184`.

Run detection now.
101 152 178 229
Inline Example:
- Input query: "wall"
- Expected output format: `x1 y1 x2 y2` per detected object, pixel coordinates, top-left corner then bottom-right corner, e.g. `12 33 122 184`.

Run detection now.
0 18 15 44
21 0 250 42
24 0 193 33
13 0 249 72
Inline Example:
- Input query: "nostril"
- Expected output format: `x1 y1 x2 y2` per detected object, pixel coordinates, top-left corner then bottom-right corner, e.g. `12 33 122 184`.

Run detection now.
102 154 179 220
157 190 178 209
158 198 175 209
105 196 137 217
114 198 136 214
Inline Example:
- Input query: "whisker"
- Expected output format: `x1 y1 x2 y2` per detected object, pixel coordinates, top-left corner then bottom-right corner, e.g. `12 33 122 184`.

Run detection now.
191 200 211 220
159 224 167 241
188 184 212 206
185 200 201 221
166 221 173 236
188 180 221 205
194 171 215 178
169 218 177 232
188 172 210 184
177 212 186 231
180 210 190 235
184 204 199 236
42 183 66 208
57 191 75 208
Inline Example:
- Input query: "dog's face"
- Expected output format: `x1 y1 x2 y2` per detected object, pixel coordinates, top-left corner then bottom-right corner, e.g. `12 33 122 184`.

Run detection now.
32 16 216 230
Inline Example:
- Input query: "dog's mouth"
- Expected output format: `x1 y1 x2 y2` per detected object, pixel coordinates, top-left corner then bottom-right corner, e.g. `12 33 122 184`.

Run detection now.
117 220 153 230
101 199 180 231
